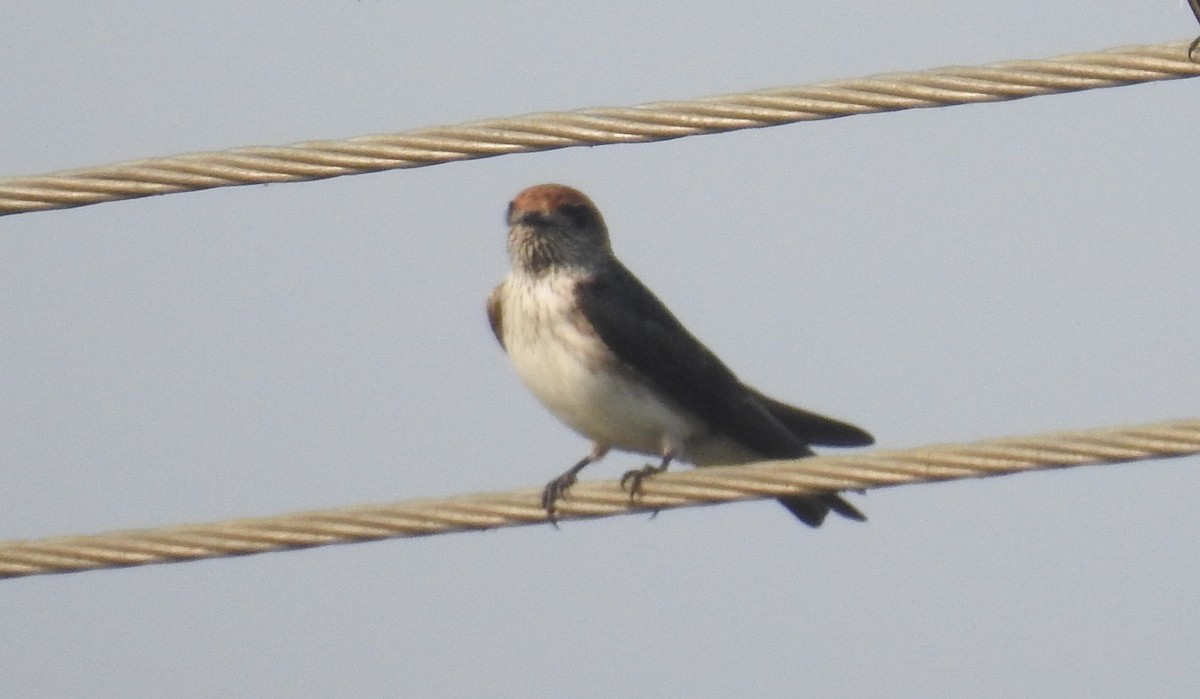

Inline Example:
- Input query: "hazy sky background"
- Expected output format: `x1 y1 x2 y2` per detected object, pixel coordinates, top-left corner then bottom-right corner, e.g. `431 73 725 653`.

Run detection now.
3 3 1198 697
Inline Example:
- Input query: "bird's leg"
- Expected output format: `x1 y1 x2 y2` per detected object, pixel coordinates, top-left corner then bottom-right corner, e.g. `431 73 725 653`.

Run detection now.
541 444 608 524
541 457 590 518
620 452 674 502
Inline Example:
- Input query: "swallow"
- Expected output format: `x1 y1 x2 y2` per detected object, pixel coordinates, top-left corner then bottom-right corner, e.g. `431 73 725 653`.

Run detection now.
488 184 873 526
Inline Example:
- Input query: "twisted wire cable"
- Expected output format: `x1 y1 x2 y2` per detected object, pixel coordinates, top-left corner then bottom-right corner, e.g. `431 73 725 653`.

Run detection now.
1 419 1196 580
2 40 1197 217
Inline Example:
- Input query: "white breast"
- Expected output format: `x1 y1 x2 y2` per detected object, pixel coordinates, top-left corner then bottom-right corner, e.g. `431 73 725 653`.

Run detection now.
499 272 700 457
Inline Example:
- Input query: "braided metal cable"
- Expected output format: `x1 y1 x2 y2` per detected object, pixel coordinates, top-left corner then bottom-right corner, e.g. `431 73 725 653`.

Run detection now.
1 419 1196 580
2 40 1198 217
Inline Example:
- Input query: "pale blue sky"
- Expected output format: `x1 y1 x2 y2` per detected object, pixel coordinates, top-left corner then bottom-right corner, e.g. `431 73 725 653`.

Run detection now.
3 3 1199 697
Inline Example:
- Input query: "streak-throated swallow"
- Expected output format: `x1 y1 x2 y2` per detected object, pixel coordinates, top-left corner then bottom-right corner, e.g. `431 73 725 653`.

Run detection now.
487 184 873 526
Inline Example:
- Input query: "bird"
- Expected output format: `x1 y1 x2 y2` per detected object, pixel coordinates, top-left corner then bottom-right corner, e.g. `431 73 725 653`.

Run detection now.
487 183 873 526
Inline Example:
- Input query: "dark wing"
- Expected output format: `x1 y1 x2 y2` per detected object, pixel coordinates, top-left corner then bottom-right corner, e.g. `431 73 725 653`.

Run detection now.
486 285 505 350
749 388 874 447
574 264 805 459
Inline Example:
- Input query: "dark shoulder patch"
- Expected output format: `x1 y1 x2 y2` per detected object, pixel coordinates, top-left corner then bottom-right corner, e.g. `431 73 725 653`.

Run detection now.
486 285 505 349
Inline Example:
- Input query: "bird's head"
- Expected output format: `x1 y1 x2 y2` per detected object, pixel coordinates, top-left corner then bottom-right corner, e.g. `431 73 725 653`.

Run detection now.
505 184 614 274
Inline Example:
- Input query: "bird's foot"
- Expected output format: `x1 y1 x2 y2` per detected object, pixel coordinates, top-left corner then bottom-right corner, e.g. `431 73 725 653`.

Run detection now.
538 452 604 527
540 472 578 526
619 460 670 502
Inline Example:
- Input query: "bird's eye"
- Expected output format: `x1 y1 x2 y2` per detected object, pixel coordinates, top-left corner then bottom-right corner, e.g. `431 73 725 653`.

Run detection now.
559 203 593 228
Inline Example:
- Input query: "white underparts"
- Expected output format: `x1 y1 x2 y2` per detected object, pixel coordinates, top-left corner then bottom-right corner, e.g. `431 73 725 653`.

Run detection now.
499 271 697 459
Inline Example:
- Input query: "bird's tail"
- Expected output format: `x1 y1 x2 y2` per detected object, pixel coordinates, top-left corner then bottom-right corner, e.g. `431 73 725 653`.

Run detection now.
778 494 866 527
